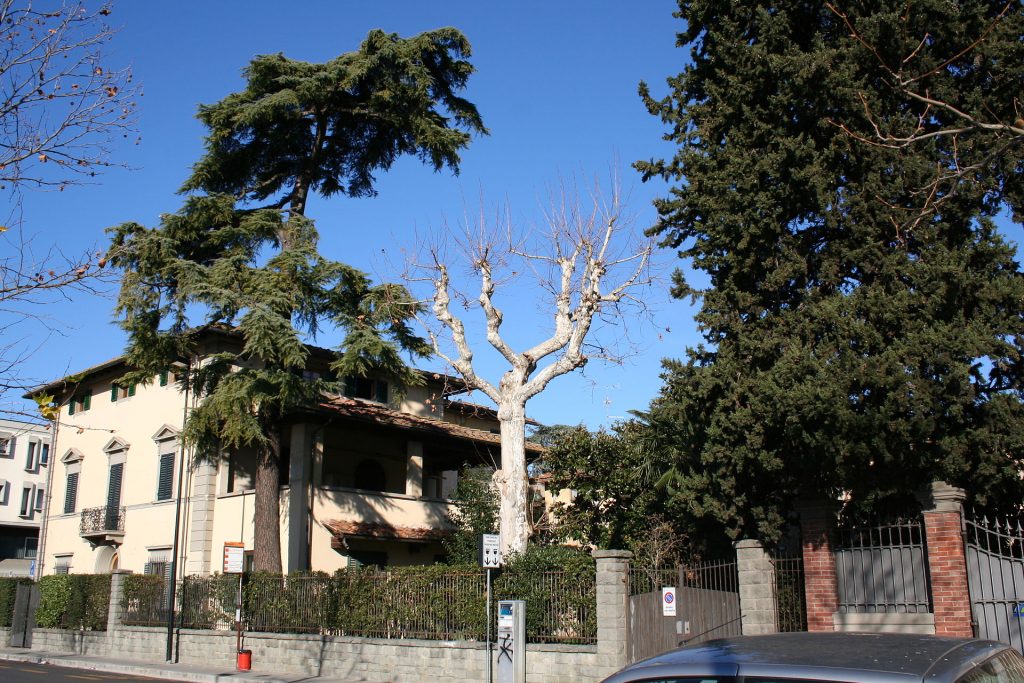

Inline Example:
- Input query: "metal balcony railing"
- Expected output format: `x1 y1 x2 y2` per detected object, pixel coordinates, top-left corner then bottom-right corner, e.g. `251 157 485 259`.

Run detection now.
79 505 125 535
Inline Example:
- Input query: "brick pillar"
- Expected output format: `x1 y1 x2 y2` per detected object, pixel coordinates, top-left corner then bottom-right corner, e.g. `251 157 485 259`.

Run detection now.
922 481 972 637
106 569 132 632
593 549 631 675
735 539 778 634
798 501 839 632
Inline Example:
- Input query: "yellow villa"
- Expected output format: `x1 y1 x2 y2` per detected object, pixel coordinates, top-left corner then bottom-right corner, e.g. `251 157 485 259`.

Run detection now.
28 329 542 578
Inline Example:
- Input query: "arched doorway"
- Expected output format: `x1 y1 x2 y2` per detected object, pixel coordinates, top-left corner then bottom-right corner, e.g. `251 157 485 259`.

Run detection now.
93 546 119 573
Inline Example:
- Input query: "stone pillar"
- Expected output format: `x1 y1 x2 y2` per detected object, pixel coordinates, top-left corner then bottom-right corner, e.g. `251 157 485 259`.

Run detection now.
735 539 778 634
106 569 132 632
186 461 218 575
798 501 839 632
593 549 631 674
405 441 424 498
922 481 973 637
287 423 315 573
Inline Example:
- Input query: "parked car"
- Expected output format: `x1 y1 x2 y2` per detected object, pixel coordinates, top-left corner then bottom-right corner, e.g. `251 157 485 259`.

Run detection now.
602 633 1024 683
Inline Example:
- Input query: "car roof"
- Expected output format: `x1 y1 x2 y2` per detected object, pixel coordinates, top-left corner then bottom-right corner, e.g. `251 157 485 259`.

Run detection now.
604 633 1013 683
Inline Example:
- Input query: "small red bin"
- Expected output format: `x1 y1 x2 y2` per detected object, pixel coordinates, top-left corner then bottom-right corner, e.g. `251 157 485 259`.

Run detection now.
237 649 252 671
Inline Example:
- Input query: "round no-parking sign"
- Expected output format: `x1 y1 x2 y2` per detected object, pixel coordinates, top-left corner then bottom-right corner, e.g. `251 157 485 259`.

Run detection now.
662 586 677 616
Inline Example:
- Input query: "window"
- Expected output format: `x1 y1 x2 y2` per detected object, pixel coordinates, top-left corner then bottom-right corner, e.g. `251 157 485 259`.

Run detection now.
64 471 79 514
348 550 388 569
158 370 177 387
24 537 38 559
156 451 174 501
19 485 32 517
68 390 92 414
53 555 72 574
957 651 1024 683
110 382 136 401
0 433 12 458
354 459 387 492
345 377 388 403
0 478 7 503
34 487 44 512
24 440 39 471
39 443 49 467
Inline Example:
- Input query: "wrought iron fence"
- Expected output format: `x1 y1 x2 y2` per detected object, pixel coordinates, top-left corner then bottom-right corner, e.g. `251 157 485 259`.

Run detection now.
79 505 125 534
834 518 930 613
771 554 806 632
124 567 595 644
964 512 1024 653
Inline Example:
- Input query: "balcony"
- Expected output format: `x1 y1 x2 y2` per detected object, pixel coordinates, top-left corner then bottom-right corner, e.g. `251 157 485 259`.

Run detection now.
79 505 125 546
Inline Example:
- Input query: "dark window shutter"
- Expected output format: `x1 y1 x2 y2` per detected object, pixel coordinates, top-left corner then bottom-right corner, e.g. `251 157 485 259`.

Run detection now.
111 384 119 402
375 381 388 403
107 463 123 510
82 391 91 411
64 472 79 514
128 384 136 397
157 452 174 501
159 372 168 387
68 398 75 415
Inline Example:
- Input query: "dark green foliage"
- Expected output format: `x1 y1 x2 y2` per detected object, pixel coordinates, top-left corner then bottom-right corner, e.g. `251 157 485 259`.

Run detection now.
35 574 110 630
182 28 487 213
108 29 485 571
120 574 168 627
442 465 498 564
0 577 32 627
638 1 1024 541
172 558 595 643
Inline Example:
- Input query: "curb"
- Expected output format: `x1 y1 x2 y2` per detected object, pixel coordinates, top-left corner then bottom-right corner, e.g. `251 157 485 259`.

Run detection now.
0 650 292 683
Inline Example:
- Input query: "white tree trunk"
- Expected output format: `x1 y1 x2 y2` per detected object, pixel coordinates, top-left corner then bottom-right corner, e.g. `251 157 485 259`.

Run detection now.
494 399 530 556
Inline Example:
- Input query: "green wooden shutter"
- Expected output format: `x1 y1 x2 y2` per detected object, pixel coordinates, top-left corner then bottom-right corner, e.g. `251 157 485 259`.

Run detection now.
64 472 79 514
159 372 168 387
111 384 118 402
68 398 75 415
128 384 136 397
106 462 123 519
82 391 91 411
157 452 174 501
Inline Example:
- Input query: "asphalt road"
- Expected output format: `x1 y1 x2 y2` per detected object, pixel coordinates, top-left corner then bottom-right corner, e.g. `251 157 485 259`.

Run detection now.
0 660 163 683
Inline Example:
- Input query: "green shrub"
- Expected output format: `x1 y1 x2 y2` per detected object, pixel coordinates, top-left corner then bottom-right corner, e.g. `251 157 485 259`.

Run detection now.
121 574 166 626
36 574 110 630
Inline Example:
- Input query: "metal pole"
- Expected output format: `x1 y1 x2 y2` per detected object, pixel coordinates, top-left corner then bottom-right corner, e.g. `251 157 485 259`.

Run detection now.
166 361 192 662
236 573 243 654
486 567 492 683
34 416 60 580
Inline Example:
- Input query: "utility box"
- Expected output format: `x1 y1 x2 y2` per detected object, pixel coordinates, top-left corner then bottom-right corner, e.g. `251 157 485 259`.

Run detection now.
496 599 526 683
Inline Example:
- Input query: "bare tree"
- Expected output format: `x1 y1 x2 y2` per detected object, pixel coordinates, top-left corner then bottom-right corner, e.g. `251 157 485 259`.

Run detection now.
0 0 136 415
410 181 652 555
825 1 1022 237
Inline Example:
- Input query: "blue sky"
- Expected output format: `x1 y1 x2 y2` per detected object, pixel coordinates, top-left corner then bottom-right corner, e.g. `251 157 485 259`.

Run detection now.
8 0 705 429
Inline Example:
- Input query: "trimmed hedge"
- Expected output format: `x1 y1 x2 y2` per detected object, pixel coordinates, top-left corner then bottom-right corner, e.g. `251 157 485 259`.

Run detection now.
36 574 111 630
0 576 33 627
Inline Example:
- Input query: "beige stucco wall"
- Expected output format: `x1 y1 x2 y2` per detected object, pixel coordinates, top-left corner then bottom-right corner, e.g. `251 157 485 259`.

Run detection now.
42 372 187 575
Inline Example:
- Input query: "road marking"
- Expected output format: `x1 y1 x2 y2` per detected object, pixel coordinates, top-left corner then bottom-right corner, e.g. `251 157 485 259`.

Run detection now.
17 668 46 674
68 676 104 681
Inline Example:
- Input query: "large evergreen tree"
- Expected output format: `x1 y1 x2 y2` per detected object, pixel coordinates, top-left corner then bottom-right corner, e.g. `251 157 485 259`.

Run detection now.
109 28 486 571
638 1 1024 542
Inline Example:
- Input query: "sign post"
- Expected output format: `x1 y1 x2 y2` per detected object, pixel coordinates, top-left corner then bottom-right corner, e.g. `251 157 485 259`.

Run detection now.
223 542 245 668
479 534 502 683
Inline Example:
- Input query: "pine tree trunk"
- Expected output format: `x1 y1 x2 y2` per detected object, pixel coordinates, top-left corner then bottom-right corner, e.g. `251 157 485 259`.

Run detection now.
494 400 530 556
253 432 283 573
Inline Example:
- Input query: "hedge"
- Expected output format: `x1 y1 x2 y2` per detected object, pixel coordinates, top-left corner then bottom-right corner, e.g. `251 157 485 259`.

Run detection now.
36 574 111 630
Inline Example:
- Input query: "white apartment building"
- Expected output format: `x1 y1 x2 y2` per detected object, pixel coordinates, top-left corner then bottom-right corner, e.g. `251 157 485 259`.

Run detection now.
0 417 51 576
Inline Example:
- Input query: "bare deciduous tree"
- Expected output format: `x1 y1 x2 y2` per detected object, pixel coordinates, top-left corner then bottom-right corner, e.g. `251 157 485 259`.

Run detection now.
826 1 1022 237
410 182 652 555
0 0 136 415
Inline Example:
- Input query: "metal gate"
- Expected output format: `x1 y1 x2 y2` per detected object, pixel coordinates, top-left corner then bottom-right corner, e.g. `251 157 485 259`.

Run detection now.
628 559 741 663
10 582 39 648
965 513 1024 653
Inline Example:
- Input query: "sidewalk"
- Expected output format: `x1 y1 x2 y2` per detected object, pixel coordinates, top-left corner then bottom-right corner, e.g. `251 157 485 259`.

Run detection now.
0 647 369 683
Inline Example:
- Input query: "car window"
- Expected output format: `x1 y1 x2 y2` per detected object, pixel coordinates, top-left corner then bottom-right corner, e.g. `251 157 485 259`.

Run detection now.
747 678 854 683
630 678 734 683
958 651 1024 683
